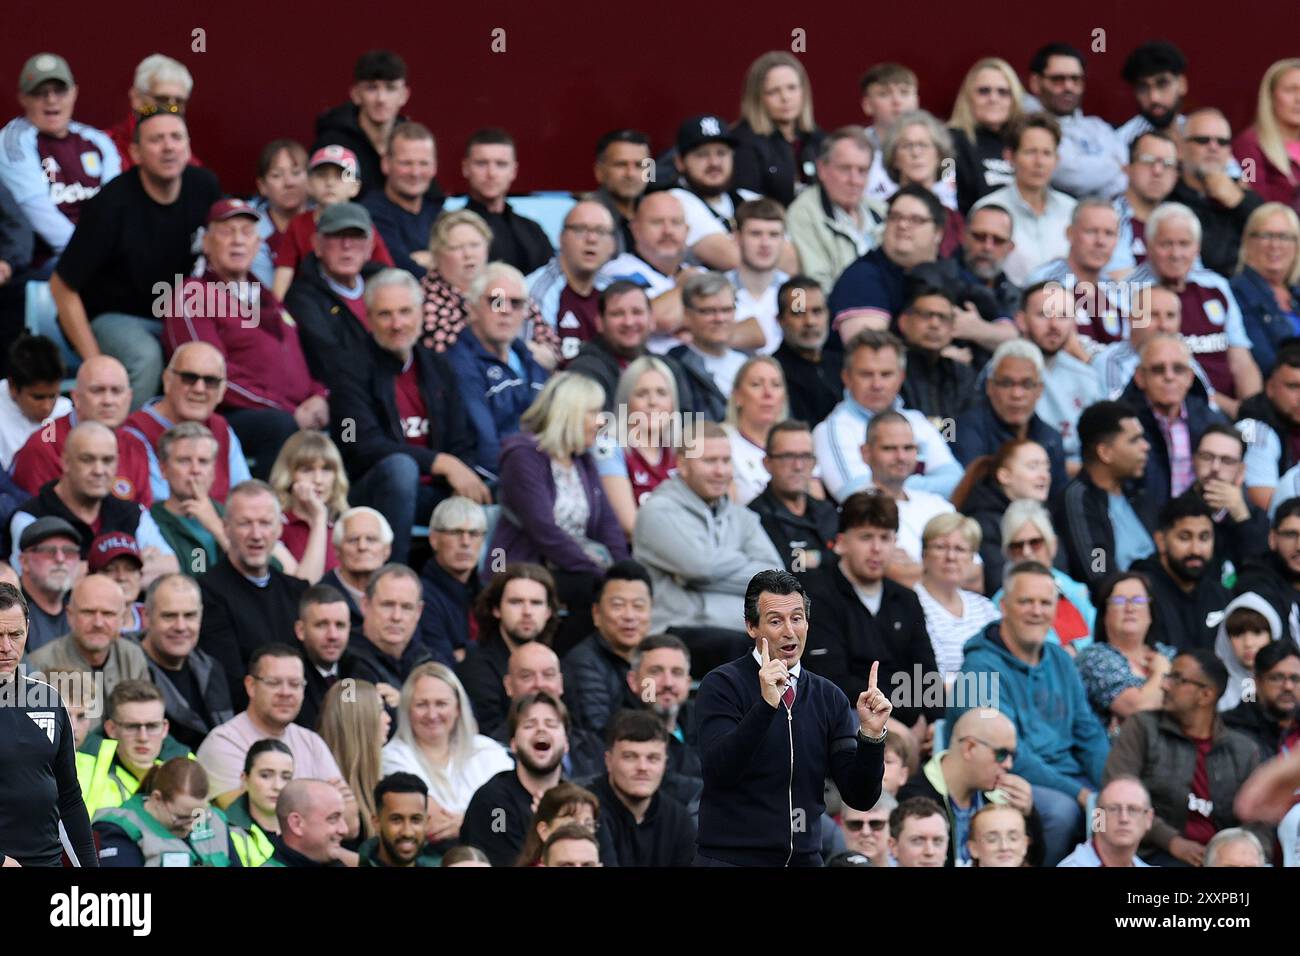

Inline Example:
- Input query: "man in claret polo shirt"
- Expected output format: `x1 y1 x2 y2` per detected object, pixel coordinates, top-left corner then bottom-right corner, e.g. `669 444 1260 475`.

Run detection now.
462 128 553 275
526 201 617 363
1107 131 1180 276
0 53 120 261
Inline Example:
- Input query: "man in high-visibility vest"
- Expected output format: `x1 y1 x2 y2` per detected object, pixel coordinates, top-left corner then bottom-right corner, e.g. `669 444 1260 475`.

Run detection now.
76 678 192 816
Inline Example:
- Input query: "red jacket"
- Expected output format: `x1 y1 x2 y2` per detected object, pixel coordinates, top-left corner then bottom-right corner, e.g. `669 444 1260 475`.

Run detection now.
163 271 327 414
11 412 152 506
1234 127 1300 213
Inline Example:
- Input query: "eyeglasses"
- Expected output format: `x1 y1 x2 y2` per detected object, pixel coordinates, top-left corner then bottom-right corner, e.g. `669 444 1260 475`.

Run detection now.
563 225 614 239
1006 536 1045 554
169 369 225 390
907 308 955 324
1142 362 1191 378
1107 595 1150 607
1135 154 1177 172
927 542 972 557
1247 231 1299 244
158 800 197 829
117 720 166 737
252 677 306 691
968 230 1012 247
690 306 737 318
974 86 1013 99
1194 450 1241 468
843 818 888 833
436 527 486 539
1101 803 1150 818
886 212 934 228
960 736 1015 763
25 544 79 559
1187 135 1231 147
1262 672 1300 687
1162 672 1209 689
990 377 1042 391
768 452 816 464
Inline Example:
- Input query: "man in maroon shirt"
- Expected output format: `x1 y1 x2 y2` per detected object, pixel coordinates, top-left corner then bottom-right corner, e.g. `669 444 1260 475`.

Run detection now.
526 201 617 363
163 197 328 479
1114 131 1178 272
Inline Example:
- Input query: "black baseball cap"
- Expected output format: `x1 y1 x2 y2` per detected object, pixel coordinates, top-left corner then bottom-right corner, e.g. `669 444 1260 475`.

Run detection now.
676 115 738 156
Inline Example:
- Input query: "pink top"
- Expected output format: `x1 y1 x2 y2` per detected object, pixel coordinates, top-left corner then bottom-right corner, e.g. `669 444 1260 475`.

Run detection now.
195 711 343 799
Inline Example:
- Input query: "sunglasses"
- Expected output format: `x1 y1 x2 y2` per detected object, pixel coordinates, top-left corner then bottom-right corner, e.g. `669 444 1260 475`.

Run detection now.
844 818 888 833
1187 135 1231 147
1007 536 1045 554
962 736 1016 763
169 369 225 389
974 86 1013 99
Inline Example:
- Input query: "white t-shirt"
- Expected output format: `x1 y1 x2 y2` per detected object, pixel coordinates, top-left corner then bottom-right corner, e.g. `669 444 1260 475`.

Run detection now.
669 186 760 247
724 424 771 506
690 345 748 398
893 489 956 563
0 379 70 471
914 582 1001 679
595 252 683 354
727 268 789 355
380 735 515 813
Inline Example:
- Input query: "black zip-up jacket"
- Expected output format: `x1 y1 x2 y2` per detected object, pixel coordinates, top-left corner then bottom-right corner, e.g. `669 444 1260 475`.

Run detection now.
561 632 631 736
773 341 843 427
329 334 478 487
730 120 825 208
900 346 977 421
748 488 839 573
1232 551 1300 645
801 555 941 727
695 651 884 866
1121 380 1227 512
1169 179 1264 279
1223 698 1299 760
1054 467 1159 600
465 197 553 276
347 634 433 691
417 557 480 667
456 631 513 739
1129 555 1230 652
567 336 694 415
1237 390 1300 480
139 643 234 750
589 773 696 867
312 102 445 203
284 255 386 389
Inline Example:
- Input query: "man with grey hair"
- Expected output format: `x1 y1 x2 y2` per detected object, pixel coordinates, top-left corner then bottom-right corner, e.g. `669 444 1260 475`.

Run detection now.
666 271 749 421
527 200 618 361
108 53 199 172
1129 202 1260 418
149 421 228 573
350 563 432 690
322 506 393 630
1203 826 1268 867
331 266 485 563
418 496 486 665
447 262 548 475
197 479 309 708
953 339 1069 496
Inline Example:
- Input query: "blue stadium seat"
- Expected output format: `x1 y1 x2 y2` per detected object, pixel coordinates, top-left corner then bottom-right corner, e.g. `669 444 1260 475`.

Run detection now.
440 192 576 248
24 280 80 389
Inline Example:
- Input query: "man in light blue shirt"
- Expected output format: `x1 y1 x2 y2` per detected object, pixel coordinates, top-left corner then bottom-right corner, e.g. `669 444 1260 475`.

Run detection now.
1058 776 1155 866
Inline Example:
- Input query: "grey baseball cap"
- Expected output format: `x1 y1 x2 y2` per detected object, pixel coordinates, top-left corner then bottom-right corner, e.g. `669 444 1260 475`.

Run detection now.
19 54 74 94
317 202 373 237
19 516 82 552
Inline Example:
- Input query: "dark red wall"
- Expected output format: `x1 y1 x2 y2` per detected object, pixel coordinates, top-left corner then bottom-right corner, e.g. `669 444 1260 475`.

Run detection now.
5 0 1294 196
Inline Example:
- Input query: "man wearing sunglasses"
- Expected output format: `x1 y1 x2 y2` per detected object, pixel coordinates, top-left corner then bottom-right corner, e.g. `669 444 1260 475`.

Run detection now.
1104 648 1265 866
839 791 894 866
898 708 1041 866
1170 109 1263 278
1023 43 1127 201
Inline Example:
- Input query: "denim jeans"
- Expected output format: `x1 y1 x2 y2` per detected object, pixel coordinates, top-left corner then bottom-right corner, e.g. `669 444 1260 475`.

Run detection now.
349 452 438 562
224 407 302 480
1032 781 1088 867
92 312 164 409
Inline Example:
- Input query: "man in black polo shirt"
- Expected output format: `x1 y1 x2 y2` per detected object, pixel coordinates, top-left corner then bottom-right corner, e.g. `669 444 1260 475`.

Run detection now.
462 127 552 274
197 480 309 710
750 420 838 573
50 109 220 406
459 691 569 866
590 710 695 867
773 276 841 426
293 583 369 732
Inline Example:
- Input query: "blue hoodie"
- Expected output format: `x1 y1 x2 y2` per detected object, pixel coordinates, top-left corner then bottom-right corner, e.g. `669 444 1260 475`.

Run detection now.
949 622 1109 797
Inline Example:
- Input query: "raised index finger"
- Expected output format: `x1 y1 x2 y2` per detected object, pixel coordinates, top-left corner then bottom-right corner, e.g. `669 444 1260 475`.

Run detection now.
760 639 770 665
868 661 879 692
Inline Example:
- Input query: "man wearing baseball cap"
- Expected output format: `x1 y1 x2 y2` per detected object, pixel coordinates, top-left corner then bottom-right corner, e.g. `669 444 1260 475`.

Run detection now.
284 202 388 389
50 105 221 407
162 198 328 479
0 53 121 261
15 515 81 653
88 532 145 632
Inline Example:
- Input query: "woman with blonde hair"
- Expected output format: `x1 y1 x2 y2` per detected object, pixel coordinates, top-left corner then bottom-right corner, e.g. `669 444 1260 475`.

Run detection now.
318 679 392 846
491 372 629 644
381 662 512 844
882 110 964 255
268 430 349 582
731 51 825 206
1234 59 1300 213
915 513 1000 683
420 209 559 359
948 57 1024 213
1231 201 1300 376
597 355 681 536
723 355 790 505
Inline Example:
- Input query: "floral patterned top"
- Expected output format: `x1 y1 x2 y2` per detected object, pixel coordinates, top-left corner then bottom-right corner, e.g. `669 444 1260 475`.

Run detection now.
419 269 560 358
1075 641 1176 732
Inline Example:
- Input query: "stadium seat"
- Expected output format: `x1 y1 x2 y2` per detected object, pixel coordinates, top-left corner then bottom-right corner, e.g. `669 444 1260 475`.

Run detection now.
24 280 80 389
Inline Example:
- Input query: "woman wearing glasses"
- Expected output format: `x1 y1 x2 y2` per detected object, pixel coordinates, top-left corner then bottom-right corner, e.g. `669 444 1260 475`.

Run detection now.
954 437 1051 595
881 111 964 256
93 757 241 866
915 514 1000 686
1231 202 1300 378
1074 570 1173 734
948 58 1025 215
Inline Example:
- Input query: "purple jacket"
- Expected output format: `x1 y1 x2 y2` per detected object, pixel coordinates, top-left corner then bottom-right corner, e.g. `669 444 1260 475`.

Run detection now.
489 433 629 576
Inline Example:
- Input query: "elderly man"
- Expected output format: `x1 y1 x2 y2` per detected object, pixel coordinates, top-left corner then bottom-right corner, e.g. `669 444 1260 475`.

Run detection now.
16 516 79 652
1025 198 1124 354
26 573 151 703
321 506 392 631
1204 828 1269 867
952 339 1070 497
1130 202 1260 418
446 262 548 476
360 122 443 277
163 198 328 479
12 355 152 506
261 778 350 867
417 497 484 665
1057 776 1155 866
527 200 618 362
197 480 309 709
330 268 484 563
10 421 176 580
786 126 886 295
106 54 202 172
123 342 253 504
1095 284 1216 400
665 272 749 421
137 573 233 751
596 191 693 351
149 421 229 574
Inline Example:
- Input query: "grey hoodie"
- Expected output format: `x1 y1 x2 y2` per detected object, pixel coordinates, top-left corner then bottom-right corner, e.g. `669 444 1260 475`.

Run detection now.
1213 592 1281 712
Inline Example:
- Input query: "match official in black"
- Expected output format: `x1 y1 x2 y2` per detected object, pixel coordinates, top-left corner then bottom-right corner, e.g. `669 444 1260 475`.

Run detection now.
0 582 97 867
694 569 891 866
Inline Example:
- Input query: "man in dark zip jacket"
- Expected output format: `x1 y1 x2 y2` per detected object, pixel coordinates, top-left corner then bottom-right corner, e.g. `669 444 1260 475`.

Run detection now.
693 569 890 866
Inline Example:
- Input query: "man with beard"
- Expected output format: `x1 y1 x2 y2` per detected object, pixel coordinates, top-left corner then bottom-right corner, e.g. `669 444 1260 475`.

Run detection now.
772 277 842 425
1236 499 1300 646
591 129 651 254
1117 42 1189 146
623 634 699 779
15 516 79 652
360 773 440 866
668 115 759 272
497 642 604 779
457 564 558 739
1122 335 1227 510
459 690 569 866
1026 199 1125 354
527 202 618 362
590 710 695 867
1058 776 1155 866
1131 495 1228 652
1238 341 1300 511
1108 132 1180 275
360 122 443 277
953 205 1022 327
1224 639 1300 760
895 282 975 422
1188 425 1267 572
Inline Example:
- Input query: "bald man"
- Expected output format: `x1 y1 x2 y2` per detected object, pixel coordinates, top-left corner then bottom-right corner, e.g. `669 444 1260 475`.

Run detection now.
597 191 694 350
1058 776 1154 867
262 778 349 867
898 708 1041 866
25 574 150 705
9 421 177 579
11 355 153 505
499 642 604 778
527 200 618 361
123 342 252 504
